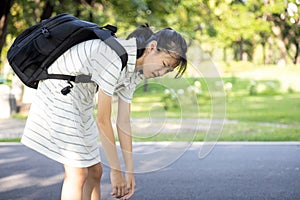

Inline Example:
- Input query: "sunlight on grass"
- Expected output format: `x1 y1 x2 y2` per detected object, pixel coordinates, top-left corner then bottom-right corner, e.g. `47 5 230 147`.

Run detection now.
0 138 21 142
128 75 300 142
5 68 300 142
132 77 299 123
131 121 300 142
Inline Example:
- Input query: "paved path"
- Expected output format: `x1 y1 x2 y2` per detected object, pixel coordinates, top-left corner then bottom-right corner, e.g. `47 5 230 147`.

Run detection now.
1 142 300 200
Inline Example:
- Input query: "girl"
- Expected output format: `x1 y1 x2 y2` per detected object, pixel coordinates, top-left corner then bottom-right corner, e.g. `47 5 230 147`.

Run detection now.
21 24 187 200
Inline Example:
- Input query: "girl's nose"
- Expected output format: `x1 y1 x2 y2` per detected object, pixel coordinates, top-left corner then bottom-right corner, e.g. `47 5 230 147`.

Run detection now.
160 68 170 76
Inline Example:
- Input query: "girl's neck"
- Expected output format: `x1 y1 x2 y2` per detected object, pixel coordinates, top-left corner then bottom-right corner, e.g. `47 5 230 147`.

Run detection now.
135 56 143 70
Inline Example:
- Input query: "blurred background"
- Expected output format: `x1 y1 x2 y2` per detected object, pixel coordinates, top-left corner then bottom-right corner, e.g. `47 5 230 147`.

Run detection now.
0 0 299 142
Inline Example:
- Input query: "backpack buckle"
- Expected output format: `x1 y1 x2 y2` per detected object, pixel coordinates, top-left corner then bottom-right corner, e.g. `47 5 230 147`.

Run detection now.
41 27 50 38
103 24 117 34
61 81 73 95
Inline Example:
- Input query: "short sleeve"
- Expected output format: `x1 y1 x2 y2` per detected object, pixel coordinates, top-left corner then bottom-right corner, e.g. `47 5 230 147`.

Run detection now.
90 40 122 96
115 72 145 104
116 87 135 103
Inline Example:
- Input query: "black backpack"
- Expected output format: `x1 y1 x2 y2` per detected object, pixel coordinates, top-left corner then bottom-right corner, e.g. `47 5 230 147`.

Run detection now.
7 13 128 94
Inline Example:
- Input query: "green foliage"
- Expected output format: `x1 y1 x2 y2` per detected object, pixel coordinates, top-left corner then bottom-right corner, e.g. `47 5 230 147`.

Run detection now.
161 89 179 110
2 0 300 68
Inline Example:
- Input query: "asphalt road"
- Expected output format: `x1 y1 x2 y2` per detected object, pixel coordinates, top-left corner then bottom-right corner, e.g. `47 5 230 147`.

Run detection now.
1 142 300 200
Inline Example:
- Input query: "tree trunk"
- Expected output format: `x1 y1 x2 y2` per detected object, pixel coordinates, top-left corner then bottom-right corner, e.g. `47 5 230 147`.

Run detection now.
239 37 243 61
262 42 266 64
294 41 300 65
266 37 275 64
271 24 288 66
223 47 227 63
233 42 239 61
143 79 148 92
0 0 14 64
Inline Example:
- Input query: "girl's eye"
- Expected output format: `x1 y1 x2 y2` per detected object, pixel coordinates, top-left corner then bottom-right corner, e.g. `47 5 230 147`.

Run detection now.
163 62 168 69
166 68 174 73
163 62 173 72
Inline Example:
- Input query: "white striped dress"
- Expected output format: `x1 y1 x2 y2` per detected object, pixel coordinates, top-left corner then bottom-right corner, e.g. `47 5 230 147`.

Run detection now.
21 38 144 167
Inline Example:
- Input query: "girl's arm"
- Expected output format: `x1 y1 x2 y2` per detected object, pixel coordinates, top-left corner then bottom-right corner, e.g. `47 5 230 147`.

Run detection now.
116 98 136 200
97 89 121 170
96 89 127 198
117 98 133 172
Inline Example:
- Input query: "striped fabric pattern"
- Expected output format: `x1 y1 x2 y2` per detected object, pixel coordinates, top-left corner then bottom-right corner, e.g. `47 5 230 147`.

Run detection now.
21 38 143 167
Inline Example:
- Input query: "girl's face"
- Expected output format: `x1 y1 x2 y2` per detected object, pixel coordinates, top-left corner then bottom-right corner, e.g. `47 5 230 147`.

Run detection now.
140 41 178 79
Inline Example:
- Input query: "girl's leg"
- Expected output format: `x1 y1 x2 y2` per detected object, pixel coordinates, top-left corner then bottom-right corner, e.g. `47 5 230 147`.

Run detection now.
83 163 103 200
61 165 88 200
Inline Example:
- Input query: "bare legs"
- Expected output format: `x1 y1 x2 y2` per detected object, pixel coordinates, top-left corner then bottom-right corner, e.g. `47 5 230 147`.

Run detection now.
61 163 103 200
83 163 102 200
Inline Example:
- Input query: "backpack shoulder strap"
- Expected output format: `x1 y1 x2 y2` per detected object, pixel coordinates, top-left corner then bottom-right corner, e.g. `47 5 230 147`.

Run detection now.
47 28 129 85
93 28 128 70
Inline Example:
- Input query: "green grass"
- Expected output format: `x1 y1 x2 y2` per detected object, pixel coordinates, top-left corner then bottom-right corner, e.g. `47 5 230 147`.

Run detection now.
132 78 300 122
220 122 300 141
131 78 212 118
0 138 21 142
129 77 300 141
226 94 300 124
11 113 28 120
130 121 300 142
4 68 300 142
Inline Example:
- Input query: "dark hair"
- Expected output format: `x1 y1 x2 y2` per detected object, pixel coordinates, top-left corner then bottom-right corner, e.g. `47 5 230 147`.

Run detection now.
126 24 154 58
127 25 188 78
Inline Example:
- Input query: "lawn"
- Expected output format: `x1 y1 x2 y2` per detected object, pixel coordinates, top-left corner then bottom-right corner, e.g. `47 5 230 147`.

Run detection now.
4 66 300 142
131 77 299 123
129 76 300 142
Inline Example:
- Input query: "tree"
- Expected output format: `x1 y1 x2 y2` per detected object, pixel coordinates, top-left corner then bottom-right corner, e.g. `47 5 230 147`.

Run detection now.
0 0 14 65
264 0 300 65
1 0 109 66
2 0 300 70
206 0 271 62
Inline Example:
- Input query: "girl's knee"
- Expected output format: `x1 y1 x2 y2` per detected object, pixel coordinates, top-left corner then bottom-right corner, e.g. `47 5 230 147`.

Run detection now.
64 165 89 184
88 163 103 180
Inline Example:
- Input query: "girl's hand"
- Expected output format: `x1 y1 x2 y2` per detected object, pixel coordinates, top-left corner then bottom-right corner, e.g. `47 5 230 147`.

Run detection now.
123 172 136 200
110 170 128 199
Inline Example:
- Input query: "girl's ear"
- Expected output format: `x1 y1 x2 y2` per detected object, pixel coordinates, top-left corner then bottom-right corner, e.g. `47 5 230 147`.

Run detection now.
144 40 158 56
149 40 157 50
